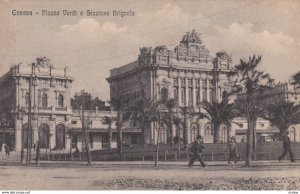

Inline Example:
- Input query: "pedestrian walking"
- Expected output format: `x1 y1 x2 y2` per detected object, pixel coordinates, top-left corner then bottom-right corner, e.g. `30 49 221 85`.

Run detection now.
4 144 10 156
226 136 238 164
188 135 206 168
278 131 295 162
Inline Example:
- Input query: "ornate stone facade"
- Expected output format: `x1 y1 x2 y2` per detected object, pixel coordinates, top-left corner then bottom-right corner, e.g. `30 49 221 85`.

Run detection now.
107 30 235 144
0 58 73 151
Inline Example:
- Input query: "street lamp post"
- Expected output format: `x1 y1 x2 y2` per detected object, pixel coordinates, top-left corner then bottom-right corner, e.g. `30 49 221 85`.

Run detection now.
154 104 161 167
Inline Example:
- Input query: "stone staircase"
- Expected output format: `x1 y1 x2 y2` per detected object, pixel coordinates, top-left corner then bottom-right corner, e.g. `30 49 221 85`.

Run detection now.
0 150 39 164
0 151 22 164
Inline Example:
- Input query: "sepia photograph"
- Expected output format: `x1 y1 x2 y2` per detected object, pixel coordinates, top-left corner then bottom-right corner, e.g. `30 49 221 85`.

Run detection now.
0 0 300 192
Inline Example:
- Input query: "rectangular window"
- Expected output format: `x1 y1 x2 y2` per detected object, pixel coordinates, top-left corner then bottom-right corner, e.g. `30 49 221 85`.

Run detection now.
209 80 213 87
181 88 185 105
202 80 206 87
196 88 200 105
209 89 213 103
181 78 185 85
174 87 178 99
196 79 200 87
71 120 77 124
188 88 192 105
203 89 207 101
188 79 192 85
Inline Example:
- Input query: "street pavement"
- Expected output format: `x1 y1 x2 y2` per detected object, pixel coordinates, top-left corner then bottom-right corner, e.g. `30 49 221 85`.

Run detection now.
0 160 299 190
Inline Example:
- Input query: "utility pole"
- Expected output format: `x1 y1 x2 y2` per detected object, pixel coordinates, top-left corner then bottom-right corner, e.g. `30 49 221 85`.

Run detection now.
36 90 41 165
155 104 161 167
80 90 92 166
26 63 34 164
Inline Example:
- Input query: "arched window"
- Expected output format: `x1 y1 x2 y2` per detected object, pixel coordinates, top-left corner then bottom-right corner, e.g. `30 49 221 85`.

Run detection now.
39 124 50 148
220 125 228 143
289 127 296 142
161 88 168 102
204 124 212 136
42 93 48 107
58 94 64 107
56 124 65 149
160 126 167 144
191 124 198 142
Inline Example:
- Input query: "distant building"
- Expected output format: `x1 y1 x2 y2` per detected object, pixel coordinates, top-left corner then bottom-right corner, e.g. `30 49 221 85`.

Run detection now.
71 91 108 111
235 82 300 142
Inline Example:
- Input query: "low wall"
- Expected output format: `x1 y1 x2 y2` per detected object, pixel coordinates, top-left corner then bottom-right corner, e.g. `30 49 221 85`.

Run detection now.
40 142 300 162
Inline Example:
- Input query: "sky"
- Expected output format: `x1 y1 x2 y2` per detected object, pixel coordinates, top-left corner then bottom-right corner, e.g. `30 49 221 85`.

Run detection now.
0 0 300 101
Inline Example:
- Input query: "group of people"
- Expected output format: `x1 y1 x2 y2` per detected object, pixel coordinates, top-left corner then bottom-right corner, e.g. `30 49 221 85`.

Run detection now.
187 131 295 168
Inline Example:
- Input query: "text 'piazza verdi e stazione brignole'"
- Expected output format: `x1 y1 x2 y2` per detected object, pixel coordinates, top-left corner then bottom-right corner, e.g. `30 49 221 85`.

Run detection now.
11 9 135 17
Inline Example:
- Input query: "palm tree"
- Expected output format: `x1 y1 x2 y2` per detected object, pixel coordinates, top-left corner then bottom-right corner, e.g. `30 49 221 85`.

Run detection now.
128 97 158 145
101 116 115 150
164 98 178 147
198 91 236 143
231 55 273 167
109 97 128 160
262 100 300 135
291 71 300 89
129 98 167 166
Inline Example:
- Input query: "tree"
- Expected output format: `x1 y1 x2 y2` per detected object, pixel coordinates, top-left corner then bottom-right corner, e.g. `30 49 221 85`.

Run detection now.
198 91 236 143
173 115 183 158
74 90 94 166
177 105 194 150
291 71 300 89
150 101 168 167
164 99 178 147
109 97 128 160
262 100 300 135
101 116 115 150
231 55 273 167
128 97 157 145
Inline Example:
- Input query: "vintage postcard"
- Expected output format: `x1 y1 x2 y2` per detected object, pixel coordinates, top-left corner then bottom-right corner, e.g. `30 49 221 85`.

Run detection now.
0 0 300 192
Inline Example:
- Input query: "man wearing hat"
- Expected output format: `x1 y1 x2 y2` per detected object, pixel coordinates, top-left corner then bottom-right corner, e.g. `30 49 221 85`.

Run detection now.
226 136 238 164
188 135 206 168
278 131 295 162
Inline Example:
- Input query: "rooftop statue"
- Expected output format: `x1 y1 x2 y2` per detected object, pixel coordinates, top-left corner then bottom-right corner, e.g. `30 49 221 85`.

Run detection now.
36 57 53 68
180 29 202 45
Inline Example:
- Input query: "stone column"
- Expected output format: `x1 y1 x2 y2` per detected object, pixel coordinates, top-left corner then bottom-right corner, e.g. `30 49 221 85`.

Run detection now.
150 70 153 99
185 77 188 106
15 120 22 151
50 126 56 149
206 79 210 101
187 119 191 144
192 78 196 107
178 77 182 106
199 78 203 102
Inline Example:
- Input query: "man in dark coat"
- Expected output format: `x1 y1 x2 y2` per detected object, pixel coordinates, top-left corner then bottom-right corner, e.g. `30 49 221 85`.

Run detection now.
226 136 238 164
188 135 206 168
278 131 295 162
